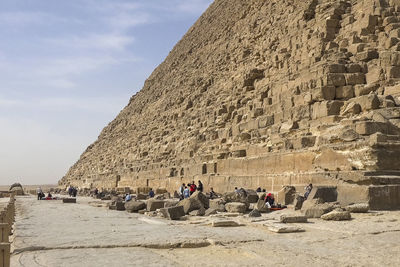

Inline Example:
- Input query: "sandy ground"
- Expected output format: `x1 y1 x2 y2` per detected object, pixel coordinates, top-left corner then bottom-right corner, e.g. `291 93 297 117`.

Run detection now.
10 195 400 267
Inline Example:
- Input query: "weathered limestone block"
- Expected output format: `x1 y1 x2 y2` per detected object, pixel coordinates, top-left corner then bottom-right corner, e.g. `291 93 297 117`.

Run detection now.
280 215 308 223
312 101 344 119
225 202 247 213
355 50 379 62
276 186 296 205
205 208 217 216
301 199 335 218
125 201 146 213
160 206 185 220
351 94 380 111
292 136 316 149
311 86 336 101
345 203 369 213
63 198 76 203
266 224 305 233
306 186 338 203
209 199 226 212
212 220 240 227
249 209 261 217
146 199 165 211
189 206 205 216
321 210 351 220
294 194 305 210
356 121 389 135
336 86 354 99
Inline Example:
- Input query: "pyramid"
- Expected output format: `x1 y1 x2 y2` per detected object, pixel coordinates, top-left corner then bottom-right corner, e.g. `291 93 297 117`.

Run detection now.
59 0 400 209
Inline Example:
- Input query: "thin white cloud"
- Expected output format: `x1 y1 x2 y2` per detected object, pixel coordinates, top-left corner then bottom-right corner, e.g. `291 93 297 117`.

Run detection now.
44 33 135 51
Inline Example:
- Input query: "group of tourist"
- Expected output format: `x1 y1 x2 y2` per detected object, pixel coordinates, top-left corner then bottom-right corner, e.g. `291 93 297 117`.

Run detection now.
178 180 205 200
36 187 54 200
67 186 78 197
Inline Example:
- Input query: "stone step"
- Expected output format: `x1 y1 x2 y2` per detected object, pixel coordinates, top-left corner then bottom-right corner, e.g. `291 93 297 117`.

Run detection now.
368 175 400 185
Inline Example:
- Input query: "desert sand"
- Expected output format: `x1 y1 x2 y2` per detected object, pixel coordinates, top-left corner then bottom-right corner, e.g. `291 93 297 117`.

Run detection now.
9 195 400 267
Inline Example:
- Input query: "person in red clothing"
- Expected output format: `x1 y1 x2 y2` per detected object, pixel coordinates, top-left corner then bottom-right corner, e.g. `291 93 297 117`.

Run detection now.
189 181 197 195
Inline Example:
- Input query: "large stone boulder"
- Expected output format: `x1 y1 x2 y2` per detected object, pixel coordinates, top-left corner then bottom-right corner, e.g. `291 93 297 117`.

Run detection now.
223 189 257 204
125 201 146 212
307 186 338 202
301 199 335 218
177 198 203 214
276 186 296 205
164 199 179 208
212 220 241 227
245 189 259 203
205 208 217 216
321 210 351 221
189 206 206 216
190 191 209 209
160 206 185 220
225 202 247 213
256 198 269 212
249 209 262 217
345 203 369 213
293 194 305 210
280 215 308 223
146 199 165 211
209 198 226 212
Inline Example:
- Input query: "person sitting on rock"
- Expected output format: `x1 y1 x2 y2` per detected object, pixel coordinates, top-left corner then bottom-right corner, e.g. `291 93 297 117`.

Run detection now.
47 192 52 198
209 187 218 199
234 187 239 193
256 187 261 192
265 193 275 207
125 193 132 202
304 183 313 199
149 188 155 198
183 186 190 198
197 180 203 192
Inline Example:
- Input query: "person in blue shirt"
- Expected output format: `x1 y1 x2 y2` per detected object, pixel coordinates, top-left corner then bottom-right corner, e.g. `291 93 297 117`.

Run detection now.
125 193 132 202
149 188 155 198
183 186 190 198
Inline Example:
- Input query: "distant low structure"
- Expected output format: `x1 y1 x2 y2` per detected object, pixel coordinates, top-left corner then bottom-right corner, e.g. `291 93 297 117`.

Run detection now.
9 183 24 196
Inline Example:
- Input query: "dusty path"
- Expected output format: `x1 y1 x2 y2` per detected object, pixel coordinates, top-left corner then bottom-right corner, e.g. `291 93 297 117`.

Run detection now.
10 196 400 266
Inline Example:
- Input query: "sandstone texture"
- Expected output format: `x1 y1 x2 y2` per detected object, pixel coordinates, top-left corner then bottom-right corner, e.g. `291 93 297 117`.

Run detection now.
59 0 400 210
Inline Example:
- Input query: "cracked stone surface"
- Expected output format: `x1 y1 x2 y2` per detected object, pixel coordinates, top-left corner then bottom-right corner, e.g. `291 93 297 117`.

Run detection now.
11 196 400 266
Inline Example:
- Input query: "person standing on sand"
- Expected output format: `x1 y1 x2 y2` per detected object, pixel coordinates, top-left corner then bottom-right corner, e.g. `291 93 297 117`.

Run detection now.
37 187 43 200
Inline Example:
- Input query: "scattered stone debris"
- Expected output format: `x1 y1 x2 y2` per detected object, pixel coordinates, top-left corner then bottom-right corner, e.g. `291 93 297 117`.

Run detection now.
225 202 247 213
345 203 369 213
125 201 146 213
280 215 308 223
266 224 305 233
160 206 185 220
212 220 241 227
321 210 351 221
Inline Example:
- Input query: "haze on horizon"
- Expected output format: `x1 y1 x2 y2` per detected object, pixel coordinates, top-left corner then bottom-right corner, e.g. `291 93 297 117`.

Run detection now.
0 0 213 186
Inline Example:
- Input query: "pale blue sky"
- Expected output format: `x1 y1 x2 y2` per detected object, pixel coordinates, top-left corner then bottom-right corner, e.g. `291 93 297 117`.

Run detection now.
0 0 213 185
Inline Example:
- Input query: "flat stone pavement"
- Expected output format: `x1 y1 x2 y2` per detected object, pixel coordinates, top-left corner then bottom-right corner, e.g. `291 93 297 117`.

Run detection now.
10 196 400 267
